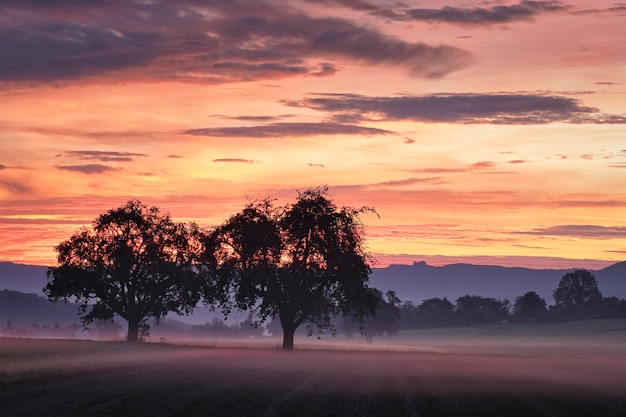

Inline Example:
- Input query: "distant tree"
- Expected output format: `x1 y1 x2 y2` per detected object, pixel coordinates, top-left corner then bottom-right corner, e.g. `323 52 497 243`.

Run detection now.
454 295 510 326
238 314 265 337
45 200 205 342
602 296 626 319
417 297 455 328
398 300 419 330
205 187 377 350
264 318 283 337
553 269 603 320
91 319 124 340
347 289 401 342
512 291 548 323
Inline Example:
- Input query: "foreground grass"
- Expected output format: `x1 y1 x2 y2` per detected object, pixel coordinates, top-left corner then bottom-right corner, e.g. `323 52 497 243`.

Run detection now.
1 324 625 417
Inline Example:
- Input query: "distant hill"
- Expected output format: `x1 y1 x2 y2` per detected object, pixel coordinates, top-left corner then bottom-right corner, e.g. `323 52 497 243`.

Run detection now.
0 289 81 326
369 261 626 304
1 260 624 315
0 262 48 294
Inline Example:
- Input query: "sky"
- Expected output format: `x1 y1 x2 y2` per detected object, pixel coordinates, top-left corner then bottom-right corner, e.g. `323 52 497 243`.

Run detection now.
0 0 625 269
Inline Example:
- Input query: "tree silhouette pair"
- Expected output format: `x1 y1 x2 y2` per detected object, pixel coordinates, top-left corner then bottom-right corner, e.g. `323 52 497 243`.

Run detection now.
45 188 377 349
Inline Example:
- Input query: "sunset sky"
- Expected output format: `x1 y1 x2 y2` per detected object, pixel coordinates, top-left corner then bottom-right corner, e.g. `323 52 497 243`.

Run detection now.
1 0 625 269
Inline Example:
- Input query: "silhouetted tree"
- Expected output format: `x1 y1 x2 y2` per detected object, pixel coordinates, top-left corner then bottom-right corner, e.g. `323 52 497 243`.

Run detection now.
602 296 626 319
45 200 205 342
553 269 603 320
454 295 510 326
399 300 419 330
345 289 401 342
205 187 377 350
513 291 548 323
417 297 456 328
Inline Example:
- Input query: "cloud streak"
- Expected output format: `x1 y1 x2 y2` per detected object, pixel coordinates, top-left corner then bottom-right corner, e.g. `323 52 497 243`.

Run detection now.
212 158 254 164
184 122 392 138
288 93 626 125
318 0 573 26
55 164 119 174
390 1 571 26
516 225 626 239
64 150 147 162
0 179 31 194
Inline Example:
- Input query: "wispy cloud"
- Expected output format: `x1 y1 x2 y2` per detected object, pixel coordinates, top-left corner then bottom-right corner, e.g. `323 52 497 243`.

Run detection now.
391 1 571 26
184 122 391 138
63 150 147 162
374 177 444 187
409 162 504 174
287 93 626 125
0 179 31 194
0 0 471 84
410 167 468 174
516 225 626 239
212 158 254 164
313 0 571 26
218 115 281 122
471 161 497 169
56 164 119 174
513 244 551 250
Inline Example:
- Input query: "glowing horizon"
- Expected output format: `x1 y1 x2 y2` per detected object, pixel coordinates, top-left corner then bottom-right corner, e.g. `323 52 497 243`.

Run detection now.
1 0 625 269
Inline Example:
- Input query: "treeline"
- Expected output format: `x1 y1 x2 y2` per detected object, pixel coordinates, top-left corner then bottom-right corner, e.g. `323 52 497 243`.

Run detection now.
0 317 122 340
347 269 626 340
399 293 626 330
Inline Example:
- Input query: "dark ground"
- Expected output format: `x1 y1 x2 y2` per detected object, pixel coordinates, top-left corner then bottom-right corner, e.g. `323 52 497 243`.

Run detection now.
1 337 625 416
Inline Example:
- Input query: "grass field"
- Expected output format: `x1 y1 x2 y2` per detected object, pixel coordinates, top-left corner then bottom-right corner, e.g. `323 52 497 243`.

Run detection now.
1 320 625 416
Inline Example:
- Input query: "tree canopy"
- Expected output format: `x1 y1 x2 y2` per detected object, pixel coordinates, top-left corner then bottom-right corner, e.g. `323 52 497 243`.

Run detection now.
356 289 401 342
454 295 510 326
205 187 377 350
553 269 603 320
513 291 548 323
44 200 205 342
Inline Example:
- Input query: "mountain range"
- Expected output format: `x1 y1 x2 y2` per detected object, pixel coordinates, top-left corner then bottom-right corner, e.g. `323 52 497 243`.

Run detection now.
369 261 626 304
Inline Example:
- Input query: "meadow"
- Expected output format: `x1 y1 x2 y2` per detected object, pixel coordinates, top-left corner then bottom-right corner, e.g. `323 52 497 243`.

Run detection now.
1 320 625 416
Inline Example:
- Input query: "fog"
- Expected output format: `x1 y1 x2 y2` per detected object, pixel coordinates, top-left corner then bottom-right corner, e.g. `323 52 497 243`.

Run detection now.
2 333 625 416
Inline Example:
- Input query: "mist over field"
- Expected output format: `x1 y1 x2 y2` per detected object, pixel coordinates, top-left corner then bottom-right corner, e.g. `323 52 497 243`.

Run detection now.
1 330 625 417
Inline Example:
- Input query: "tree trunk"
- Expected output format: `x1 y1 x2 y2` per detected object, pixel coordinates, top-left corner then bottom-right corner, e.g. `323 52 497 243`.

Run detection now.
281 323 295 351
127 319 139 342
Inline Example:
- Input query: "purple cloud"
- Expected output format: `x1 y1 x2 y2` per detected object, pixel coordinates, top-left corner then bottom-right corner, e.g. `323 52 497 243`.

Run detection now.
64 150 147 162
402 1 571 25
185 122 391 138
287 93 626 125
212 159 255 164
0 0 471 84
56 164 119 174
516 225 626 239
311 0 571 25
375 177 443 187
